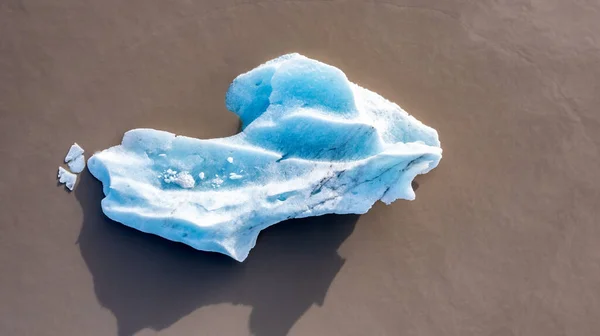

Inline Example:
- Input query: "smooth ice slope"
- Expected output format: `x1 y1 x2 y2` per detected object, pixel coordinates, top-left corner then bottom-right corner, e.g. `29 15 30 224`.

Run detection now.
88 54 442 262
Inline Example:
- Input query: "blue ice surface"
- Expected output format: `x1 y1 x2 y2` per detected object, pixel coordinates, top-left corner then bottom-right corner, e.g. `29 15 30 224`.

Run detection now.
88 53 442 262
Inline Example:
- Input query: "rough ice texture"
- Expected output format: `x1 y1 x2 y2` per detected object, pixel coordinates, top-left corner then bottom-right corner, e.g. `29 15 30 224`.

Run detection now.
88 54 442 262
64 142 86 173
58 167 77 191
67 154 86 173
65 143 84 163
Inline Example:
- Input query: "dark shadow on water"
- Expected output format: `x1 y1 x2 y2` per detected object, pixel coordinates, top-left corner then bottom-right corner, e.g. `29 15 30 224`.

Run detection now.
75 170 359 336
411 180 419 192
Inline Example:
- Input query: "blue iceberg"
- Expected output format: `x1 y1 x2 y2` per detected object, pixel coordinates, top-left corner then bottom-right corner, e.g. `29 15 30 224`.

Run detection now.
88 53 442 261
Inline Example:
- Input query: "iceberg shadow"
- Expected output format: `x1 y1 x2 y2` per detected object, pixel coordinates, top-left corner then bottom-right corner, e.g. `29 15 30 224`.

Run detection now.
75 170 359 336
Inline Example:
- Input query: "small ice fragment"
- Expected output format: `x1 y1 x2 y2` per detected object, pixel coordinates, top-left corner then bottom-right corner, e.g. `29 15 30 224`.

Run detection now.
199 172 205 179
63 143 85 174
67 155 86 173
227 157 234 163
158 154 166 157
173 172 195 188
212 176 224 185
229 173 243 180
64 143 84 163
163 171 195 188
162 169 176 183
57 167 77 191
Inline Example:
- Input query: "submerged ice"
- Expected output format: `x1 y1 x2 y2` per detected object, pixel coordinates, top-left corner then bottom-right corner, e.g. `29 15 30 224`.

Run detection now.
88 53 442 262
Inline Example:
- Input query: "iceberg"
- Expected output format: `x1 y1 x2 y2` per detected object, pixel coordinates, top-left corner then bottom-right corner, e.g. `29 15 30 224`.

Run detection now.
88 53 442 262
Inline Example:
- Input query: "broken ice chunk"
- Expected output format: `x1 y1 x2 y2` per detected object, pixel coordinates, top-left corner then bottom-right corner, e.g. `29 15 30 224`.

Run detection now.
67 154 86 173
63 142 86 174
162 170 195 189
64 143 84 163
227 157 234 163
58 167 77 191
211 175 224 186
172 172 195 189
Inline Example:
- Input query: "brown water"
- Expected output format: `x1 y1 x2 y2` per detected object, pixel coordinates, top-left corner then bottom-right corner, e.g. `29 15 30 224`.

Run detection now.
1 1 600 335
